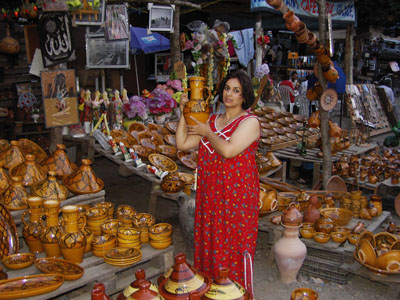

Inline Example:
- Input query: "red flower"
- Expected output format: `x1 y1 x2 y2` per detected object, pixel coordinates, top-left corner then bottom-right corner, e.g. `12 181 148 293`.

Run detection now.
257 35 270 45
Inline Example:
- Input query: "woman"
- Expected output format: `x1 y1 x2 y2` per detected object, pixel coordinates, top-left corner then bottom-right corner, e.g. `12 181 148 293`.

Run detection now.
176 70 260 291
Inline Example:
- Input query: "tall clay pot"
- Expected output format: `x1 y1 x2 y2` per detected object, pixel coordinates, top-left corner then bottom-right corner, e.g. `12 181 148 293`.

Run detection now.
41 200 62 258
183 76 212 126
273 224 306 284
284 10 300 32
59 205 87 263
21 197 44 254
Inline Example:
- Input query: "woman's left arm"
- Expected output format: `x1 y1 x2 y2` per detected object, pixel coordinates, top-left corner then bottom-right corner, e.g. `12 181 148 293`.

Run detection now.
187 116 260 158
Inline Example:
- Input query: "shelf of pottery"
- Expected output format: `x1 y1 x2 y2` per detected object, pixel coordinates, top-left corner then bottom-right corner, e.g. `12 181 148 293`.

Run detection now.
345 84 392 136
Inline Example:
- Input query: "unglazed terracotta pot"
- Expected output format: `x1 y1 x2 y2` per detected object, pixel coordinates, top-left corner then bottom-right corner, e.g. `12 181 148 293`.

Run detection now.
281 203 303 226
303 195 320 224
59 205 87 263
284 10 300 32
41 144 78 179
21 197 44 254
0 176 28 211
31 171 68 202
273 224 306 284
40 200 62 258
9 154 47 187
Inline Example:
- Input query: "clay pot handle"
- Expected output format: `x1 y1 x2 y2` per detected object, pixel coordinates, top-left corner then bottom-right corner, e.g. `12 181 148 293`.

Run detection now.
21 210 29 228
78 215 87 230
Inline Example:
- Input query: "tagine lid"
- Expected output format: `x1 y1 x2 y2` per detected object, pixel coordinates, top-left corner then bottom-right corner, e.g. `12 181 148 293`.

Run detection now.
41 144 78 178
127 280 163 300
63 159 104 195
158 253 211 300
0 140 25 169
31 171 68 201
203 267 251 300
117 269 159 300
9 154 47 187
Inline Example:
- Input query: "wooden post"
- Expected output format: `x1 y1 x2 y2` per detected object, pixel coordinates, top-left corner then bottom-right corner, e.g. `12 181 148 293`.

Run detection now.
317 0 332 189
255 13 263 69
170 5 181 66
345 24 354 85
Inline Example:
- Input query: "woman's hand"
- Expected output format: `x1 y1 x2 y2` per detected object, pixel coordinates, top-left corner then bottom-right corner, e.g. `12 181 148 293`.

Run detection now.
179 93 189 112
187 116 209 136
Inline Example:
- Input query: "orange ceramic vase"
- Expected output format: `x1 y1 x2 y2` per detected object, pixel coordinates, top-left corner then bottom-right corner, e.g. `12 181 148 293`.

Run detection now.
31 171 68 202
9 154 47 187
41 200 62 258
0 140 25 169
59 205 87 263
21 197 44 254
0 176 28 211
41 144 78 178
183 77 212 126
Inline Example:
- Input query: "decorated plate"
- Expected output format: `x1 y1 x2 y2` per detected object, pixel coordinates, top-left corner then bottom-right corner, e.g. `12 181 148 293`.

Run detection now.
165 121 178 133
0 274 64 299
131 145 156 161
177 151 198 170
148 153 178 173
0 203 19 259
18 138 48 164
1 253 34 270
104 247 142 260
128 122 147 133
34 258 84 281
157 145 177 159
178 172 194 185
147 123 163 133
164 134 176 146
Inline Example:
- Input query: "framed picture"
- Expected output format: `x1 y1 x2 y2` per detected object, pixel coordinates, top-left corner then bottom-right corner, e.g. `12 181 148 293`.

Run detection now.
40 70 79 128
42 0 68 12
105 4 129 40
39 12 73 67
86 26 105 37
71 0 106 26
86 36 130 68
148 4 174 32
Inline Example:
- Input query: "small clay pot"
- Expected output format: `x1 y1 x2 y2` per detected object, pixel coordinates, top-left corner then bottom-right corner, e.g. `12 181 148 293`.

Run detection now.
284 10 300 32
306 32 317 48
281 202 303 226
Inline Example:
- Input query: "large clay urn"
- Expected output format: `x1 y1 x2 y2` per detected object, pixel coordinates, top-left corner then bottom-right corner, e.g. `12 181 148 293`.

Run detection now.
31 171 68 202
117 269 159 300
9 154 47 187
0 161 10 195
303 195 320 224
158 252 211 300
59 205 87 263
202 267 252 300
41 144 78 179
183 76 212 126
40 200 62 258
0 176 28 211
21 196 44 254
63 159 104 195
0 140 25 169
273 223 306 284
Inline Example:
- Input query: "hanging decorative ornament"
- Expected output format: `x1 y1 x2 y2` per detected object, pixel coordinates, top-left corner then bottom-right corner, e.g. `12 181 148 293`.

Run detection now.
320 88 338 111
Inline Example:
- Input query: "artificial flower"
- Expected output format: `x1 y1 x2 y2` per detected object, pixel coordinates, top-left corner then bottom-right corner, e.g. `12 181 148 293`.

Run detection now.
124 96 148 120
167 79 183 91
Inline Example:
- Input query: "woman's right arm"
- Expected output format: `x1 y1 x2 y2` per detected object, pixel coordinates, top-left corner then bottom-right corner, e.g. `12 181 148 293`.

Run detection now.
175 93 202 151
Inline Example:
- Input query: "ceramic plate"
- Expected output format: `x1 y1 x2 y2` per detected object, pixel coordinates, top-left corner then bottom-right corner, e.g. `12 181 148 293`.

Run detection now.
18 138 48 164
177 151 198 170
0 274 64 299
164 134 176 146
148 154 178 173
165 121 178 133
104 247 142 260
35 258 84 281
128 122 147 133
147 123 163 133
1 253 34 270
157 145 177 159
0 203 19 259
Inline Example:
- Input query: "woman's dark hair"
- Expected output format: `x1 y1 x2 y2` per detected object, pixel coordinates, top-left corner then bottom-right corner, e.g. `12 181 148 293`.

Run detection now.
218 69 255 110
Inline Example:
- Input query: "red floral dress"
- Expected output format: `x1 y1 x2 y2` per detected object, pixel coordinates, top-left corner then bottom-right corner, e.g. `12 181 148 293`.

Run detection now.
194 113 260 288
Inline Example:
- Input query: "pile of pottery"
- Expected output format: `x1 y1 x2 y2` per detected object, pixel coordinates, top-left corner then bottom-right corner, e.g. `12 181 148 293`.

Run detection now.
339 191 382 220
103 247 142 267
149 223 173 249
160 171 194 195
256 151 282 174
259 183 278 217
354 230 400 275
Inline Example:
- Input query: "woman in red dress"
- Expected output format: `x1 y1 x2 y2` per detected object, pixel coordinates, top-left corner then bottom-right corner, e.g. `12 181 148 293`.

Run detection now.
176 70 260 293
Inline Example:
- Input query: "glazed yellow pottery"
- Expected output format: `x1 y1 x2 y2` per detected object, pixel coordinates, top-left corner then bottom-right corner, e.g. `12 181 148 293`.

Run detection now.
358 239 377 267
291 288 319 300
183 77 211 126
86 206 108 236
41 144 78 179
0 140 25 169
31 171 68 202
59 205 87 263
40 200 62 258
21 197 44 254
377 250 400 271
9 154 47 187
0 176 28 211
0 161 10 195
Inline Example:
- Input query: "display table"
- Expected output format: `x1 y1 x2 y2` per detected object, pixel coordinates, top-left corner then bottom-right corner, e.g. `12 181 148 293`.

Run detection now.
62 135 96 163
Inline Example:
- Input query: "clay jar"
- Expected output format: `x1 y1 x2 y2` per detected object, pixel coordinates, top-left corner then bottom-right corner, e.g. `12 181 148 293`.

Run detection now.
303 195 320 224
282 202 303 226
21 196 44 254
0 176 28 211
284 10 300 32
40 200 62 258
315 216 334 234
183 77 212 126
294 22 309 44
59 205 87 263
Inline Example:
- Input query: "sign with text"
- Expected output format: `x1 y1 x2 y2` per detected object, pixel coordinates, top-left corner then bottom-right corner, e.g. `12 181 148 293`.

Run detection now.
250 0 355 23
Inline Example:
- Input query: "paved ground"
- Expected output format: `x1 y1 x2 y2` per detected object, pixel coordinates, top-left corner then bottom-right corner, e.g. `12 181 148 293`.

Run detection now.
90 136 399 300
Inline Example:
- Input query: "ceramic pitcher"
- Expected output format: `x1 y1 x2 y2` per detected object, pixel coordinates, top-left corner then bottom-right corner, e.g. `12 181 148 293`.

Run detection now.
40 200 62 258
183 77 212 126
21 196 44 253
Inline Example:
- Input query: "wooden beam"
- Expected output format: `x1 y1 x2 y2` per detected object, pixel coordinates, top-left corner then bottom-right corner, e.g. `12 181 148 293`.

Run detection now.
255 13 263 69
106 0 201 10
170 5 181 66
345 24 353 85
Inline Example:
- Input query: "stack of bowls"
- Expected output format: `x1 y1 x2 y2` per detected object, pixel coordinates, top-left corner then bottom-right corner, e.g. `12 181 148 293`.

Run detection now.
101 219 123 236
103 247 142 267
117 227 141 249
133 213 155 243
92 234 116 257
116 205 137 227
149 223 173 249
83 227 94 253
95 202 115 219
86 206 108 236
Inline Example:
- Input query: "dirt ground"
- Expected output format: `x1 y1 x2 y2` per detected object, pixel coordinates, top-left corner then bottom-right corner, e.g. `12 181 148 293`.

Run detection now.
92 156 398 300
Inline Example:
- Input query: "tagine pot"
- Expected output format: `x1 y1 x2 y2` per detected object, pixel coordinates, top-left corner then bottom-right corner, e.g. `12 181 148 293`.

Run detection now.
9 154 47 187
41 144 78 178
59 205 87 263
0 176 28 211
117 269 159 300
0 140 25 169
202 267 252 300
158 252 211 300
31 171 68 202
63 159 104 195
40 200 62 258
0 161 10 195
21 196 44 254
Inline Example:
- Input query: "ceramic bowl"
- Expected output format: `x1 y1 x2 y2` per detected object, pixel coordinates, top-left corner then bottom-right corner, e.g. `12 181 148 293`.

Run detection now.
133 213 155 229
85 206 108 221
290 287 319 300
92 234 116 250
377 250 400 271
333 226 351 237
358 239 377 267
348 233 360 245
117 238 141 249
117 227 141 240
320 207 352 226
149 237 172 249
330 232 348 243
1 253 35 270
300 228 315 239
302 222 315 230
116 205 137 225
95 202 114 219
149 223 173 240
100 219 123 235
313 232 330 243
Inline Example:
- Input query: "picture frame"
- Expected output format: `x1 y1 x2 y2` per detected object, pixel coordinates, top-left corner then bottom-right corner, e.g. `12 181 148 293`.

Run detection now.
71 0 106 26
42 0 68 12
40 69 79 128
86 36 130 69
148 4 174 32
105 4 129 40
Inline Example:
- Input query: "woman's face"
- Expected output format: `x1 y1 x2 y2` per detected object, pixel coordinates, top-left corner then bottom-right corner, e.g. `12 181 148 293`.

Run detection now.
223 78 244 108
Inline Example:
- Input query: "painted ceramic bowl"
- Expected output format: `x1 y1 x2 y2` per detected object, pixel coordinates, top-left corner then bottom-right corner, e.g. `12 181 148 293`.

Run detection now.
313 232 330 243
290 287 319 300
320 208 352 226
149 223 173 240
117 238 141 250
357 239 377 267
1 253 35 270
300 228 315 239
100 219 123 235
348 233 360 245
302 222 315 230
116 205 137 225
133 213 155 229
149 237 172 249
330 232 348 243
376 250 400 271
333 226 351 237
92 234 116 250
117 227 141 241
